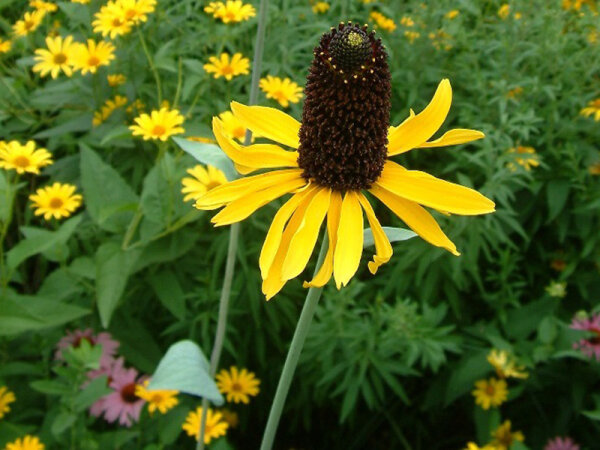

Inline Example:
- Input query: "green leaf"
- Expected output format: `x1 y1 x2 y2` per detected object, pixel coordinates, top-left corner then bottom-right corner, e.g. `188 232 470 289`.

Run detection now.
74 376 112 412
173 137 237 181
504 299 558 340
0 170 16 224
33 113 93 138
51 411 77 436
30 379 71 395
363 227 417 248
474 407 501 445
546 179 570 223
80 145 139 233
148 270 186 320
148 340 224 405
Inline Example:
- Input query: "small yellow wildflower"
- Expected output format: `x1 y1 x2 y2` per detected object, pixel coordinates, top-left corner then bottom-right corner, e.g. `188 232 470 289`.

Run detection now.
312 1 329 13
117 0 156 24
0 38 11 54
4 435 45 450
404 30 420 43
72 39 115 74
93 95 128 126
215 366 260 404
429 30 453 51
0 386 16 419
400 16 415 27
30 0 58 12
580 98 600 121
445 10 460 19
135 380 179 415
491 421 524 450
13 11 45 37
507 146 539 171
546 280 567 298
204 1 256 23
107 73 126 86
218 111 251 143
259 76 303 108
471 378 508 410
126 98 145 114
507 86 523 99
32 35 77 79
487 349 528 379
72 0 90 3
498 4 510 19
29 182 83 220
0 141 53 175
130 107 185 141
204 53 250 81
464 443 499 450
562 0 597 11
589 162 600 175
182 407 229 444
92 2 133 39
181 165 227 202
514 12 522 19
369 11 396 32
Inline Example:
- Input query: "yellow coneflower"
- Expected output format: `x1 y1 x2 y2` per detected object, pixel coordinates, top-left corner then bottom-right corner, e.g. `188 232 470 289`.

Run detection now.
182 407 229 444
29 182 83 220
404 30 420 43
471 378 508 410
194 24 494 300
0 38 11 54
93 95 128 126
218 111 250 143
0 141 53 175
107 73 126 86
487 349 529 379
507 146 539 171
32 35 77 79
0 386 16 419
181 165 228 202
491 421 524 450
93 1 133 39
498 4 510 19
4 435 45 450
72 39 115 74
129 107 185 141
204 1 256 23
135 380 179 414
312 1 330 14
445 10 460 19
259 76 303 108
369 11 396 32
580 98 600 121
117 0 156 24
204 53 250 81
30 0 58 12
13 11 45 37
400 16 415 27
215 366 260 404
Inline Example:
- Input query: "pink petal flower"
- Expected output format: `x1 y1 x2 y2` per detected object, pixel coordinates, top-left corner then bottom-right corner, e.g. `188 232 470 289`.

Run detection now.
544 436 580 450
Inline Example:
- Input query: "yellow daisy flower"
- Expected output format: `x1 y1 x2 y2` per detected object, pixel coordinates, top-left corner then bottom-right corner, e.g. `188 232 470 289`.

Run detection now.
204 1 256 23
400 16 415 27
491 421 524 450
30 0 58 13
71 0 90 3
589 162 600 175
445 10 460 19
507 146 539 171
487 349 528 379
0 38 11 54
369 12 397 32
312 2 330 14
107 73 126 86
215 366 260 404
581 98 600 121
129 107 185 141
29 182 83 220
181 165 228 202
134 380 178 415
32 35 77 79
72 39 115 74
0 141 53 175
472 378 508 410
498 4 510 19
259 76 303 108
92 1 133 39
404 30 420 43
194 24 494 300
13 11 45 37
0 386 16 419
4 436 45 450
182 407 229 444
464 443 499 450
116 0 157 24
93 95 128 126
204 53 250 81
218 111 251 143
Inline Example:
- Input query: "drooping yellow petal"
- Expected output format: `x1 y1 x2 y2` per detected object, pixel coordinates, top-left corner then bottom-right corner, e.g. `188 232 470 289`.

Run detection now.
387 79 452 156
387 108 415 137
212 117 298 173
195 169 304 210
417 129 485 149
281 187 331 281
333 191 364 289
377 162 495 215
211 176 307 226
230 102 301 149
357 193 392 274
259 186 316 279
304 190 343 288
370 184 459 255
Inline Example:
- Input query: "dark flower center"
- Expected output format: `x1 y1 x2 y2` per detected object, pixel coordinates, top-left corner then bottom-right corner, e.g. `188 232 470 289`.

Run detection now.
120 382 138 403
297 22 391 191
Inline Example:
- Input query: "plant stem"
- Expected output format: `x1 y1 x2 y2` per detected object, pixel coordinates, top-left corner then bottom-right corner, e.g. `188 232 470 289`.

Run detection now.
259 238 328 450
137 26 163 104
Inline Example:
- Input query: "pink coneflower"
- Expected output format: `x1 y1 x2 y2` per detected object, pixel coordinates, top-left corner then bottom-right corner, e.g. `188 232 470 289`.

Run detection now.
570 313 600 361
55 328 119 369
90 357 146 427
544 436 580 450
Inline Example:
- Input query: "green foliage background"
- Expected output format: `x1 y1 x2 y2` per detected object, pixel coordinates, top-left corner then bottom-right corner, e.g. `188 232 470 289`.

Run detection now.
1 0 599 448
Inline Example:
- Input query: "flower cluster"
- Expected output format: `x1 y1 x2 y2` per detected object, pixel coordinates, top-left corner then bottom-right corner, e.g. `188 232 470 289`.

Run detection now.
93 0 156 38
570 312 600 360
204 1 256 23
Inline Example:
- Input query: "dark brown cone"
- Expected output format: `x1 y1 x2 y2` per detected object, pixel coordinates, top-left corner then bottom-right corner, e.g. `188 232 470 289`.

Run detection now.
297 22 391 191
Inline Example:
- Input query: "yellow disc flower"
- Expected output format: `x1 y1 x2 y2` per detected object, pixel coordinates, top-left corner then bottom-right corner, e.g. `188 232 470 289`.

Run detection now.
312 2 330 14
4 436 45 450
0 38 11 54
204 1 256 23
204 53 250 81
464 443 499 450
498 4 510 19
135 380 178 415
182 407 229 444
117 0 157 24
370 12 397 32
93 95 128 126
72 39 115 74
491 421 524 450
215 366 260 404
0 141 53 175
30 0 58 12
506 146 539 171
218 111 252 143
13 11 45 37
32 35 77 79
0 386 16 419
93 1 133 39
445 10 460 19
129 107 185 141
181 165 228 202
29 182 83 220
107 73 126 86
487 349 528 379
581 98 600 121
472 378 508 410
259 76 303 108
71 0 90 3
194 25 493 300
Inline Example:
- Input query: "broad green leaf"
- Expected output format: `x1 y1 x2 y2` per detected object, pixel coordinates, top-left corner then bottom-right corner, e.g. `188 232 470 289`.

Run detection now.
74 376 112 412
33 113 93 139
148 340 224 405
30 379 71 395
51 411 77 436
546 179 570 223
504 298 558 340
363 226 417 248
173 137 237 181
474 407 501 445
444 350 489 405
148 270 186 320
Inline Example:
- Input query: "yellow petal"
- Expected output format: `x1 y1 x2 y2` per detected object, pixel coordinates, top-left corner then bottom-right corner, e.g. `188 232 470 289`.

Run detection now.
388 79 452 156
333 191 364 289
370 184 459 255
377 162 495 215
304 190 343 288
195 169 303 210
281 187 331 281
211 176 307 226
417 129 485 149
213 117 298 173
357 193 392 274
230 101 301 149
259 186 316 279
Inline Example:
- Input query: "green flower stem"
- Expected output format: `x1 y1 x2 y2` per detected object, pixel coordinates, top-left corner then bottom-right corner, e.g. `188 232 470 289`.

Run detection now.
136 26 163 104
260 238 329 450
